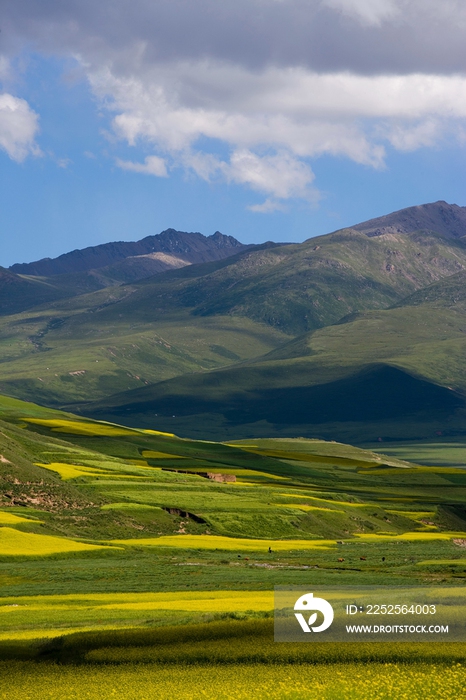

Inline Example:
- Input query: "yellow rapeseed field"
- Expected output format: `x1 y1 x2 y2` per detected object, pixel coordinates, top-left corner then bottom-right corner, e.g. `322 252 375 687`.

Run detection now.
276 504 344 513
100 502 163 511
417 559 466 566
24 418 141 436
0 527 116 556
386 510 436 520
0 512 40 525
110 534 334 551
355 531 466 542
0 591 273 638
0 589 273 611
1 661 464 699
35 462 110 479
279 493 368 507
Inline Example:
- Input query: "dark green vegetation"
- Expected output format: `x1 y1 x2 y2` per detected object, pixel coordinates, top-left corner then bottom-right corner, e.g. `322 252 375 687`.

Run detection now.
1 201 466 443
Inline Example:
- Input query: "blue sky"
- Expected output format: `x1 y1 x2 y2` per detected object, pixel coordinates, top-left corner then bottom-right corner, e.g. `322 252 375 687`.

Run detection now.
1 1 466 267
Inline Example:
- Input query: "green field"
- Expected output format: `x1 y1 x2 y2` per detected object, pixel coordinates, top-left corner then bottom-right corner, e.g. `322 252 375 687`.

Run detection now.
2 394 466 696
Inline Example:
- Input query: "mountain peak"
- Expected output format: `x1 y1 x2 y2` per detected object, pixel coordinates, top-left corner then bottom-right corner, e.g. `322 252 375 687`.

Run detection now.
9 229 247 277
351 201 466 240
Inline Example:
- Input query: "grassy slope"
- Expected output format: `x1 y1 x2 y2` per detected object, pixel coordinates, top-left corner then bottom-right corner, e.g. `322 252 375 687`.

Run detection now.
2 395 466 573
2 230 466 410
97 228 466 335
85 279 466 442
0 306 288 406
0 268 95 316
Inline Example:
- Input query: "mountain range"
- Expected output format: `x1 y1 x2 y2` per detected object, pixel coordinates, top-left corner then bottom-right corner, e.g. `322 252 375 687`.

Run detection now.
1 199 466 444
2 229 250 315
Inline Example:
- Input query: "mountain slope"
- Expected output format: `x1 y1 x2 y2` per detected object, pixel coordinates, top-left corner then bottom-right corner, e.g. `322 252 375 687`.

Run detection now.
3 201 466 417
50 227 466 336
2 226 466 408
10 229 248 277
82 271 466 442
0 267 86 316
2 230 253 317
350 200 466 239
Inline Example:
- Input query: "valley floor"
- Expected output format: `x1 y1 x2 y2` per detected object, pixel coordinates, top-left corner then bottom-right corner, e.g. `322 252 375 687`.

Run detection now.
2 396 466 697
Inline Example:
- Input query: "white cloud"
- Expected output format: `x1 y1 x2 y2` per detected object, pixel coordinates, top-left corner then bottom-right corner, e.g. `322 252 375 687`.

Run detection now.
380 119 441 152
248 198 286 213
2 0 466 204
182 151 225 181
227 149 315 200
0 93 41 162
80 60 466 206
322 0 400 26
89 62 466 162
188 148 319 210
116 154 168 177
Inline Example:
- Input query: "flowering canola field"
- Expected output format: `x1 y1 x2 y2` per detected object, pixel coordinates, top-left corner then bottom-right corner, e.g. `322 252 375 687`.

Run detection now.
1 660 464 700
0 527 114 556
110 534 334 551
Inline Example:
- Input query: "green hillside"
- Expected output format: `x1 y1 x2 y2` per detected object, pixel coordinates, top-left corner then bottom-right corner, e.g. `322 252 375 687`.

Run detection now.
0 300 287 407
84 270 466 442
0 267 90 316
2 229 466 412
87 228 466 335
2 393 466 566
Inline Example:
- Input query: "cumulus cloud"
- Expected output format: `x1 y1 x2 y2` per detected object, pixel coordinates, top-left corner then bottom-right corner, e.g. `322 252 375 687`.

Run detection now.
177 149 317 209
0 93 41 161
116 155 168 177
380 120 441 152
1 0 466 203
227 150 315 200
90 63 466 158
85 59 466 207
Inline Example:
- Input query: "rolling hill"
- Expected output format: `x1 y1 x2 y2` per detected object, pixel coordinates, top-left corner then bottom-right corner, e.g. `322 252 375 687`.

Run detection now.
1 200 466 442
82 269 466 443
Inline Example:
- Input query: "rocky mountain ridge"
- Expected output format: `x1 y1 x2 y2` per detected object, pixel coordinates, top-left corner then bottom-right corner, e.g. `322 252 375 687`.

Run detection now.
10 229 248 277
349 200 466 239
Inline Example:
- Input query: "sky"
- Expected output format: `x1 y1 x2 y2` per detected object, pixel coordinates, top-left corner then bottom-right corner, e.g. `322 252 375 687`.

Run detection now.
1 0 466 267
